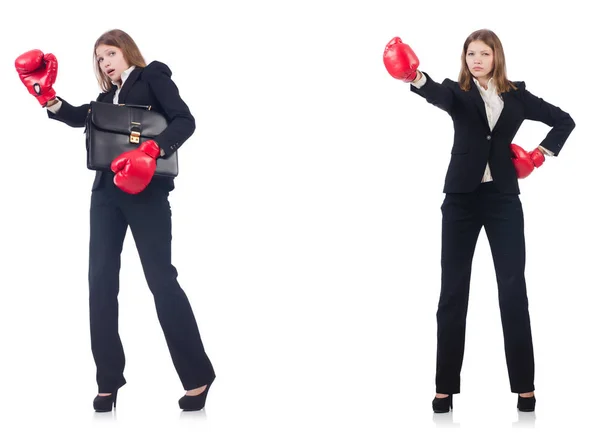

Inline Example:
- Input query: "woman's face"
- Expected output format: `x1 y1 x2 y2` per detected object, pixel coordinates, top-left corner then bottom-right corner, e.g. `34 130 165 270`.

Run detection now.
95 44 130 82
466 40 494 81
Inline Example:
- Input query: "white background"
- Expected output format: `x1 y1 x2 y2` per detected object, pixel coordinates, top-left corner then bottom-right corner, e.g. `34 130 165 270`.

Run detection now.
0 0 597 432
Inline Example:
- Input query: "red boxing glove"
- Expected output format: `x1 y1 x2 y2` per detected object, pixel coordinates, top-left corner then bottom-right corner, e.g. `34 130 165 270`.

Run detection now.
383 37 420 82
529 148 545 168
111 140 161 194
15 49 58 107
510 143 545 179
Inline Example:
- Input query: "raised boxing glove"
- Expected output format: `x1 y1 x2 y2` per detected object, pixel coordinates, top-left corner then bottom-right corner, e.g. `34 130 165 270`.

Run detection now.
15 49 58 107
383 37 420 82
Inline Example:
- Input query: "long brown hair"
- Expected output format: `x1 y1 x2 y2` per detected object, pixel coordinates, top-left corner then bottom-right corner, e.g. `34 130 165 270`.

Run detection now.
93 29 147 92
458 29 517 93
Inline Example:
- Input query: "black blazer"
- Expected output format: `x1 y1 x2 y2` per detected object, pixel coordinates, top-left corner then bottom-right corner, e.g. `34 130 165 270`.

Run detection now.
410 72 575 194
48 60 195 191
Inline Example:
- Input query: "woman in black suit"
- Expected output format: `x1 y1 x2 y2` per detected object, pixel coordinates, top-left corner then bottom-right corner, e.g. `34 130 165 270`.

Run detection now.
383 29 575 413
15 29 215 412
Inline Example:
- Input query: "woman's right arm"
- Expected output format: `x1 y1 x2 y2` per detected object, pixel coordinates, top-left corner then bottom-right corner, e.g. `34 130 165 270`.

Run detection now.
46 97 90 127
409 71 455 114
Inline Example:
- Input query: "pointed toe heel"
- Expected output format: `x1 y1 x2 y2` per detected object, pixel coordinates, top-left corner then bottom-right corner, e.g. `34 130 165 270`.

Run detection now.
93 389 119 412
517 395 536 412
179 383 212 411
432 394 453 413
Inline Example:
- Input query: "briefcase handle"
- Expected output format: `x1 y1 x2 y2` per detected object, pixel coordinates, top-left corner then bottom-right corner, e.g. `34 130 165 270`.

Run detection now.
86 103 153 115
118 103 152 110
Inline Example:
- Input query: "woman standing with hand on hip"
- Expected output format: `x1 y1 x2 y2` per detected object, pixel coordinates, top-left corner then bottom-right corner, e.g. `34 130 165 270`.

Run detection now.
15 29 215 412
383 29 575 413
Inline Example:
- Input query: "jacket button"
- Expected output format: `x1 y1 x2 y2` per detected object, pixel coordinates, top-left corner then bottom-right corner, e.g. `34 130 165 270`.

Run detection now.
486 135 491 140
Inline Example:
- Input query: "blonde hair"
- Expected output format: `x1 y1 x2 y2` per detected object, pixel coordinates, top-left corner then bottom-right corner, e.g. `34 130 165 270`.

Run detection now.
93 29 147 92
458 29 517 93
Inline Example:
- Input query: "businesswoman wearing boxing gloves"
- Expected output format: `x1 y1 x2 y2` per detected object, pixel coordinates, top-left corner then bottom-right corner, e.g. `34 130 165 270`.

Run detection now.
383 29 575 413
15 29 215 412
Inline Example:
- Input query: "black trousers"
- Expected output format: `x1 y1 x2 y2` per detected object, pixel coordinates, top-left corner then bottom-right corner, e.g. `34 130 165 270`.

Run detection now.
436 181 534 394
88 175 215 393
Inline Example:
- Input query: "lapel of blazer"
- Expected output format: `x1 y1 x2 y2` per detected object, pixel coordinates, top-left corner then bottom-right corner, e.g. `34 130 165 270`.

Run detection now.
104 86 117 102
117 67 143 103
467 84 490 130
493 89 516 133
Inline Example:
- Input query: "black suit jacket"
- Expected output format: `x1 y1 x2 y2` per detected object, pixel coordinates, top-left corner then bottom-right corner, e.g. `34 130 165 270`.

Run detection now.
48 60 195 191
410 72 575 194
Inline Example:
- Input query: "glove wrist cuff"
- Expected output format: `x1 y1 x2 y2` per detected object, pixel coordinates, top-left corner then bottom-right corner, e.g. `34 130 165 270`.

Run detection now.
530 148 545 167
37 88 57 107
140 140 161 159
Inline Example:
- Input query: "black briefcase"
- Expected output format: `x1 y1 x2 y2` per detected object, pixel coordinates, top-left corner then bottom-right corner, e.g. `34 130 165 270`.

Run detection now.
85 101 178 178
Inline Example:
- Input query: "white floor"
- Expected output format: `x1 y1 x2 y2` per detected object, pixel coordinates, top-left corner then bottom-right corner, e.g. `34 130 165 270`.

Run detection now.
2 345 598 433
2 250 598 433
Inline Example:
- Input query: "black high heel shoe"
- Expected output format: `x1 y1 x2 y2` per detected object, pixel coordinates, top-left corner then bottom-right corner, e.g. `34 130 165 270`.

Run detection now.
517 394 536 412
179 383 212 411
432 394 453 413
93 389 119 412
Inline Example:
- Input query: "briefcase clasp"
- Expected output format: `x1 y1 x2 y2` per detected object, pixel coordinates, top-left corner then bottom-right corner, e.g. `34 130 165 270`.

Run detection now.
130 122 141 144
